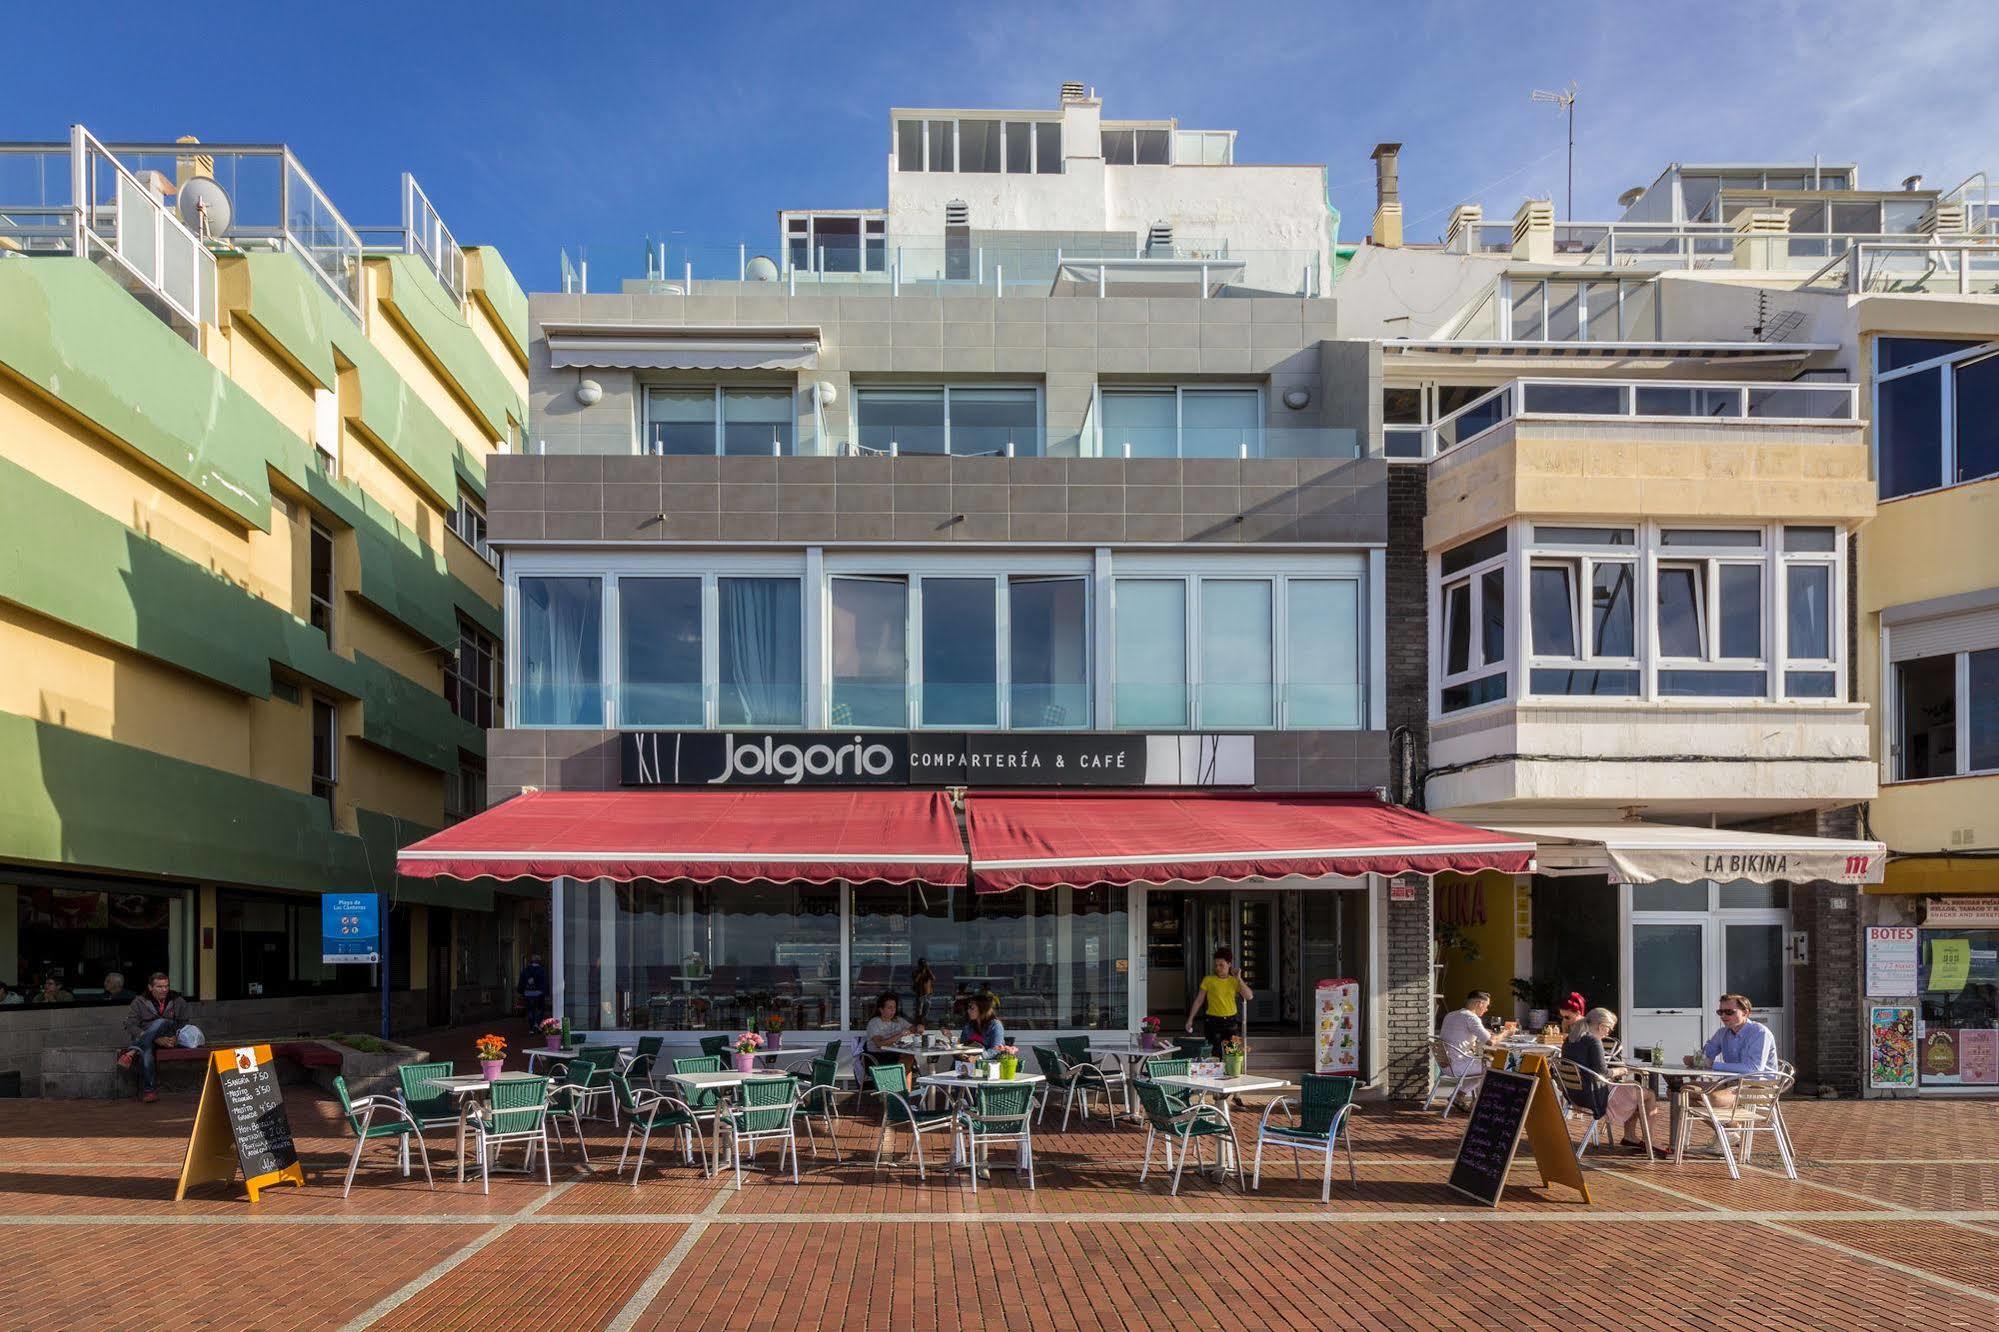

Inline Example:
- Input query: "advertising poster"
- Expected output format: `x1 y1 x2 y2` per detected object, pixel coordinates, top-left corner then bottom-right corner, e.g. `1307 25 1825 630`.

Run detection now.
1864 926 1918 995
1867 1005 1916 1090
1959 1029 1999 1086
1314 979 1360 1075
1922 1028 1962 1082
1928 938 1973 994
320 893 380 965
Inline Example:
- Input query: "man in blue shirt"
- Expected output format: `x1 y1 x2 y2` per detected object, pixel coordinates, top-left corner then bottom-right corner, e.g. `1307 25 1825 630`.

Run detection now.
1694 993 1780 1075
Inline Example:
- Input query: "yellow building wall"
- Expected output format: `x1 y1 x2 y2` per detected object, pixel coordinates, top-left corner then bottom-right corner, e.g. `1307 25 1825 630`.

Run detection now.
220 320 320 447
363 263 503 458
1435 871 1520 1011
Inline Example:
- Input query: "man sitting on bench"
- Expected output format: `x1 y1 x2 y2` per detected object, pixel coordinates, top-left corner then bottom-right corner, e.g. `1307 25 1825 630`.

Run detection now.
115 972 190 1104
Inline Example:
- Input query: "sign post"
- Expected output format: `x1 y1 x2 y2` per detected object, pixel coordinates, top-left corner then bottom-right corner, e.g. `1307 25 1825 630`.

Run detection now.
320 892 385 1040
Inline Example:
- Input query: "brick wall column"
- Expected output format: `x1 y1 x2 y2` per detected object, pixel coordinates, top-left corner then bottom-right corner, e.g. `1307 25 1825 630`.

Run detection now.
1384 872 1435 1098
1385 465 1429 805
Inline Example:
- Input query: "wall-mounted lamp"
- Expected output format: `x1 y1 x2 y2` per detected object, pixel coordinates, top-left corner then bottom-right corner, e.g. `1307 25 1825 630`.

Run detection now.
1281 387 1312 411
815 380 839 408
576 378 604 406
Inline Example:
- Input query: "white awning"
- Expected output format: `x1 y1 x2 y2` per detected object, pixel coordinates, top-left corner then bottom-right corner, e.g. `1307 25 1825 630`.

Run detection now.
544 323 821 372
1476 819 1885 886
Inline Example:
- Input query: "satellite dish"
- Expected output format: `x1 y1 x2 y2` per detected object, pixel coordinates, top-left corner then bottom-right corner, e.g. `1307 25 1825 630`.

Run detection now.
745 254 779 282
176 176 232 239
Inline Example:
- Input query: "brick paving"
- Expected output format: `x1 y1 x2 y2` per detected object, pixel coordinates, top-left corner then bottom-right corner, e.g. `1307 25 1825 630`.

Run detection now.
0 1065 1995 1330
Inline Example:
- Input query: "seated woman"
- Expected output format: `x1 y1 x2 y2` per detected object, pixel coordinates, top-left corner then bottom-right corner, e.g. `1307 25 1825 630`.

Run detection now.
1562 1007 1654 1150
1557 992 1588 1039
862 991 922 1079
959 991 1006 1053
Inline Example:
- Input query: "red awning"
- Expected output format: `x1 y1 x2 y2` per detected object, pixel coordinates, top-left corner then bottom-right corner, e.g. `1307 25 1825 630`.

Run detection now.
963 791 1536 893
396 789 967 887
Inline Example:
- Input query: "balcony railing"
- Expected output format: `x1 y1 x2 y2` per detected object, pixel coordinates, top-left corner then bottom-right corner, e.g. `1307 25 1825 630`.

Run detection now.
1385 377 1860 460
1451 218 1988 273
359 173 467 304
1800 241 1999 295
0 126 216 340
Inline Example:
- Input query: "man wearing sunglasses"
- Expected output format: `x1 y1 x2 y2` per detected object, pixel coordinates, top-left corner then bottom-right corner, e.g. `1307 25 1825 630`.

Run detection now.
1691 994 1779 1076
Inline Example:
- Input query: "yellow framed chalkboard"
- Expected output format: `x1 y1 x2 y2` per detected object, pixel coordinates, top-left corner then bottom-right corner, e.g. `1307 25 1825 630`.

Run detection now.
175 1045 305 1203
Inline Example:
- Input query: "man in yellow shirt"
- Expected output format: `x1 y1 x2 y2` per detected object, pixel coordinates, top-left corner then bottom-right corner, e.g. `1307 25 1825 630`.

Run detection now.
1184 948 1254 1055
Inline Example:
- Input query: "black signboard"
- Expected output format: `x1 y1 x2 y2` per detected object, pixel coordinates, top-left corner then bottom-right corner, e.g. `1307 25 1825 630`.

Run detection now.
217 1050 298 1182
1447 1067 1535 1208
621 730 1219 788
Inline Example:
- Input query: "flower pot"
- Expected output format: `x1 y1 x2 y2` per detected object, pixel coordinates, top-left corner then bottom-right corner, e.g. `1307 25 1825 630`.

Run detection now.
733 1052 755 1072
999 1056 1019 1080
1221 1054 1246 1078
763 1031 781 1052
480 1059 504 1081
545 1035 563 1051
1140 1032 1157 1050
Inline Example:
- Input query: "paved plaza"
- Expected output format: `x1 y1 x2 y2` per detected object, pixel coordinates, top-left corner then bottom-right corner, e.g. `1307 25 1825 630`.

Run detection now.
1 1047 1995 1331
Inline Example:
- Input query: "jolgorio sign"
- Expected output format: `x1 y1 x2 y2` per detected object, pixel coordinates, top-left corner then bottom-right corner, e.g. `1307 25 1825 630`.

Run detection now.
619 731 1254 788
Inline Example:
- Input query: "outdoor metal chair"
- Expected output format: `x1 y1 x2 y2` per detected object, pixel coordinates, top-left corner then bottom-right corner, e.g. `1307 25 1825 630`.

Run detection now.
611 1071 708 1185
1251 1073 1359 1202
794 1056 844 1162
1683 1076 1795 1179
699 1034 732 1059
395 1061 462 1153
1031 1045 1121 1130
719 1074 804 1188
1139 1057 1195 1113
544 1060 599 1164
670 1054 727 1143
1551 1056 1654 1164
869 1062 954 1182
467 1075 553 1193
1424 1037 1484 1118
954 1080 1037 1193
558 1051 617 1126
1133 1079 1239 1197
333 1074 432 1198
1173 1036 1210 1060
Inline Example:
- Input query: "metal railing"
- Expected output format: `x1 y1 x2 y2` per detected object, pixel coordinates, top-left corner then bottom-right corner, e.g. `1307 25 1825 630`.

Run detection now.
1451 217 1994 273
1800 241 1999 295
401 173 465 302
0 127 216 339
1385 377 1861 460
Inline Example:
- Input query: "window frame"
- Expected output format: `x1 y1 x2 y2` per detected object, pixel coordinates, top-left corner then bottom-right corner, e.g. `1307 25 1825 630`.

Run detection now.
1094 384 1266 459
1493 274 1661 342
781 211 887 275
850 383 1045 458
446 614 498 729
1435 532 1509 712
893 117 1062 176
310 695 338 811
1886 625 1999 784
308 518 335 642
452 495 493 567
1873 337 1999 502
643 384 798 458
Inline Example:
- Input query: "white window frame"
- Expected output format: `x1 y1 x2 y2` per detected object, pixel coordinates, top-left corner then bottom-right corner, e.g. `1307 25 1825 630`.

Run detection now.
642 385 797 458
1886 630 1999 784
893 117 1062 175
1110 553 1370 732
311 387 340 473
781 212 887 275
1099 123 1173 166
1495 275 1659 342
850 383 1044 458
1872 337 1999 502
1093 384 1266 460
1524 529 1642 687
1433 532 1509 715
308 517 336 642
453 495 493 567
1172 130 1236 165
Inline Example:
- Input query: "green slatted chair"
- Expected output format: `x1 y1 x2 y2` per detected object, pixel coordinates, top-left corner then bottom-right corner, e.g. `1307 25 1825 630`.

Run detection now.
719 1075 803 1188
1251 1074 1360 1202
468 1075 552 1193
558 1051 616 1126
1134 1079 1238 1197
954 1081 1037 1193
794 1056 844 1162
1174 1036 1209 1061
1031 1045 1119 1131
670 1055 726 1143
611 1071 708 1185
1139 1057 1194 1113
545 1055 599 1164
396 1061 461 1156
333 1075 433 1197
869 1063 954 1182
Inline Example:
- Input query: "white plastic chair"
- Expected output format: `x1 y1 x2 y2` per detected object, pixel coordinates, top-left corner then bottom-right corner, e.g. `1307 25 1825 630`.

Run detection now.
1683 1076 1795 1180
1425 1037 1484 1118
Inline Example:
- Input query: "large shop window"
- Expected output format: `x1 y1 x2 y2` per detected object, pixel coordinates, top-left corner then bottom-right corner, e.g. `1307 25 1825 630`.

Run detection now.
1114 573 1364 729
1891 605 1999 780
217 891 371 999
1874 337 1999 499
1917 928 1999 1088
1098 387 1261 459
520 576 604 726
854 386 1041 457
645 387 795 457
2 879 192 1008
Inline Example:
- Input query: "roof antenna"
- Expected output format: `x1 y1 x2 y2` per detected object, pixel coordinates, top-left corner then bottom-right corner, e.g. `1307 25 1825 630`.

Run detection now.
1530 82 1579 220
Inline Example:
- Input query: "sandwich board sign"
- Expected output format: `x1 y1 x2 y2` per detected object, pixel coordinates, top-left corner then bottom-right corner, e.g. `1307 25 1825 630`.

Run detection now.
1447 1052 1590 1207
175 1044 304 1202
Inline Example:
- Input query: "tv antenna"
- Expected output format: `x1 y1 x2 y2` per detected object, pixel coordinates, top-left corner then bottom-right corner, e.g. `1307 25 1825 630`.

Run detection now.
1531 83 1579 219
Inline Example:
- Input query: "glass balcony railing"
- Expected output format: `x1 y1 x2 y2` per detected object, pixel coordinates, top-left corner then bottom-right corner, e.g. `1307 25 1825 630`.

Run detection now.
1112 682 1366 731
1387 376 1860 461
1802 242 1999 295
1092 426 1359 461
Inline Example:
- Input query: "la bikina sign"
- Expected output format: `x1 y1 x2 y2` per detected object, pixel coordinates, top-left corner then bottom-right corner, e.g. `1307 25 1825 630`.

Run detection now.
620 731 1255 788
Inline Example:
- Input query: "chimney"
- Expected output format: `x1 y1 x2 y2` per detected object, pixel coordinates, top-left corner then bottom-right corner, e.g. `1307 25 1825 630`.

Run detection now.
1370 143 1404 249
1060 82 1093 104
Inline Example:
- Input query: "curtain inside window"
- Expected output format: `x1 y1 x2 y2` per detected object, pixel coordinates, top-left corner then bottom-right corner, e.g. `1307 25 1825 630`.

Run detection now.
719 577 803 727
521 577 603 726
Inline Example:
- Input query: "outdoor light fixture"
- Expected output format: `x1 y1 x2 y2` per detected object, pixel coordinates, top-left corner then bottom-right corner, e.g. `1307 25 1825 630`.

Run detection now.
1282 387 1311 410
575 378 603 406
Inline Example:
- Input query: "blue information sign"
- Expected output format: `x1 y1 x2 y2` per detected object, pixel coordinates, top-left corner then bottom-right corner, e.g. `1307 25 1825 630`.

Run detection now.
322 893 380 964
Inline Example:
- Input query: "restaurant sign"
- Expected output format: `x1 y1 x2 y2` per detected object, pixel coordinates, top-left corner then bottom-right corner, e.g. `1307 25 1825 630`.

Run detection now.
620 731 1254 788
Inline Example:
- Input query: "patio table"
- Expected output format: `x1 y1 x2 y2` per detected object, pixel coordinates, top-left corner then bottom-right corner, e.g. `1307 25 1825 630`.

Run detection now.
1150 1073 1296 1180
1089 1039 1180 1119
520 1045 635 1076
1613 1063 1743 1163
662 1068 796 1177
916 1071 1048 1175
424 1072 547 1183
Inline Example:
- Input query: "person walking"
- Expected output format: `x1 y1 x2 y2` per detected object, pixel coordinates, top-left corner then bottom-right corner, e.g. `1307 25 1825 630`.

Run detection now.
516 953 550 1029
1184 948 1253 1056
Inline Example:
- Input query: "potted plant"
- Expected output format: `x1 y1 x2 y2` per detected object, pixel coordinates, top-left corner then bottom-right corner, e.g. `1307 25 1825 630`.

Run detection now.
1510 977 1559 1031
732 1031 765 1073
995 1044 1020 1080
1139 1016 1162 1050
1220 1034 1249 1078
537 1017 563 1051
764 1011 785 1052
475 1033 507 1081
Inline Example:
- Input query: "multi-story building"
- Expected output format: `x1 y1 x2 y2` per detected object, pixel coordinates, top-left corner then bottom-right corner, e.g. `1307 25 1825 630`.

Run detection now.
402 89 1530 1094
0 129 533 1093
1334 154 1998 1092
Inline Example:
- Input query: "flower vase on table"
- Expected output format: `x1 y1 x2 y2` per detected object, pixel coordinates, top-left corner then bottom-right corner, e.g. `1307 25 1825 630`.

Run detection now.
733 1031 765 1073
538 1017 563 1051
1140 1016 1162 1050
475 1033 508 1082
996 1045 1019 1080
1220 1034 1249 1078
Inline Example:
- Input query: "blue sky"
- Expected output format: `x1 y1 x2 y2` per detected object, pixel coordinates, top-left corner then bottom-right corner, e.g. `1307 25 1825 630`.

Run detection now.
6 1 1992 291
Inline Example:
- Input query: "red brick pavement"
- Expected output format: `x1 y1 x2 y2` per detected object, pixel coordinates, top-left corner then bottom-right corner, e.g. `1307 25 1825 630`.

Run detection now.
0 1063 1995 1330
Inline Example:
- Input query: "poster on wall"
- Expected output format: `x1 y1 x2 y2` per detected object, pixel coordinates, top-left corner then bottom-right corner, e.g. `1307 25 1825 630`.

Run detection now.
1922 1028 1962 1082
1867 1005 1916 1090
1314 979 1360 1075
1864 927 1918 996
1959 1029 1999 1086
1928 938 1973 994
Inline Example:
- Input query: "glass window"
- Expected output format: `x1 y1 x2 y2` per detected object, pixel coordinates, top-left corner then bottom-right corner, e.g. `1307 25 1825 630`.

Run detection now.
647 388 716 456
1135 129 1169 164
1510 281 1545 340
9 881 192 1007
1531 564 1577 656
722 389 793 457
1955 354 1999 485
1679 175 1721 221
857 388 946 456
1199 579 1274 727
1592 563 1636 657
1631 923 1705 1009
1180 389 1260 459
1035 122 1061 173
1877 366 1944 498
1633 881 1711 912
920 577 998 727
1545 281 1582 341
1004 122 1032 174
619 577 703 726
1718 564 1762 659
1440 529 1507 576
926 119 954 172
717 577 802 727
896 120 924 172
1879 337 1983 373
808 216 862 273
309 519 334 640
1115 579 1187 727
948 388 1038 457
1287 579 1362 727
851 883 1128 1031
959 120 1001 173
1660 670 1767 697
311 697 337 810
218 889 363 1000
1661 529 1763 548
1971 648 1999 773
1657 565 1705 658
830 577 907 728
1101 129 1134 165
1725 924 1785 1015
1444 581 1472 676
520 575 603 726
1100 389 1177 459
1829 200 1879 234
447 617 497 729
1480 568 1506 665
1719 880 1788 909
1786 565 1831 660
1882 199 1929 234
1009 577 1088 728
1898 653 1957 779
1783 526 1836 552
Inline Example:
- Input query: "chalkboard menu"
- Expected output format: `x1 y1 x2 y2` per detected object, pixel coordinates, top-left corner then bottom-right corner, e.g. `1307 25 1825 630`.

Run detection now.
1448 1067 1536 1207
219 1048 298 1180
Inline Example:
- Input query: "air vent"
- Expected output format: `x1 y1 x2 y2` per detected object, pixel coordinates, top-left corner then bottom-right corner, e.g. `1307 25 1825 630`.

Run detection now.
1060 82 1088 102
944 200 971 227
1146 222 1175 256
